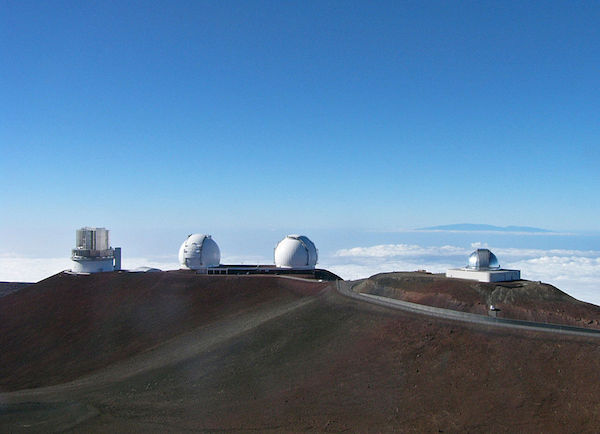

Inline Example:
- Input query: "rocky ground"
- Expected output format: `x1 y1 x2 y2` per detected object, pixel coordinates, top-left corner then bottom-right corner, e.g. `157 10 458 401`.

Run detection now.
0 281 31 298
1 271 600 432
355 272 600 329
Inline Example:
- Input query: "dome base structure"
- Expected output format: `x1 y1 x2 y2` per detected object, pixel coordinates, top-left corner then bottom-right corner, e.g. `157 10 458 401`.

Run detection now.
446 248 520 282
71 257 115 273
445 268 520 283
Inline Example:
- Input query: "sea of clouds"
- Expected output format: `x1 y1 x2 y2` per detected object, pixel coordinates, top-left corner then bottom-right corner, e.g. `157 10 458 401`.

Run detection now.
2 242 600 306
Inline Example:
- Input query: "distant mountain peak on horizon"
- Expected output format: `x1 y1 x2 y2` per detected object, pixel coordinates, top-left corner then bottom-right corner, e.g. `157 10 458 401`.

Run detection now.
417 223 552 233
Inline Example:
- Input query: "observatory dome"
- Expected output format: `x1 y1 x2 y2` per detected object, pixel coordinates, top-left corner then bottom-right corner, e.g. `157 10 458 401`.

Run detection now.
178 234 221 270
274 235 318 269
466 248 500 270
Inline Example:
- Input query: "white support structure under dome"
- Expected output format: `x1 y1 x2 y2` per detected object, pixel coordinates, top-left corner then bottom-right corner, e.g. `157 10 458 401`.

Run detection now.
178 234 221 270
446 248 520 283
71 227 120 273
274 235 318 269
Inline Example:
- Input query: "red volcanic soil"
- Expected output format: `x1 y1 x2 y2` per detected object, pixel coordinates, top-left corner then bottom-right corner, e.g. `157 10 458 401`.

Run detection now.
0 271 327 391
356 272 600 328
2 272 600 432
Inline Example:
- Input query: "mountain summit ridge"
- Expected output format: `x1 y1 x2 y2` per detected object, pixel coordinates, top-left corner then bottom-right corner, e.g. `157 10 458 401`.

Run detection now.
417 223 552 233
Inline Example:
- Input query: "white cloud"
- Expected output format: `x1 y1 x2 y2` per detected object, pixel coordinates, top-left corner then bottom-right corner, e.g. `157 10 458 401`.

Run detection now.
324 259 454 282
0 255 181 283
335 244 600 262
335 244 468 258
122 257 180 272
0 256 73 283
505 256 600 304
495 247 600 259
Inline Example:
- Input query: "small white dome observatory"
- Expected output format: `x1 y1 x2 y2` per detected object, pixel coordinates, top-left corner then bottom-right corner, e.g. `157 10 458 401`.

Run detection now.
466 249 500 270
178 234 221 270
274 235 318 269
446 248 520 283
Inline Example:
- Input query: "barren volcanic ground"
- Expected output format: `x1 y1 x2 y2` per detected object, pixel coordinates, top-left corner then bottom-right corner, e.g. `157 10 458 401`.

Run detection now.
0 282 31 298
2 271 600 432
356 272 600 328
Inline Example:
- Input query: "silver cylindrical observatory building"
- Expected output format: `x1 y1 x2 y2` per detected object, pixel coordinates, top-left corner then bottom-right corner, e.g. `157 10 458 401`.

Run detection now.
71 227 118 273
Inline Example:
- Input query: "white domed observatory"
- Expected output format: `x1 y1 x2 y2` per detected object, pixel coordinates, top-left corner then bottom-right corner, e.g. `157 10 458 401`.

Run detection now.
274 235 318 269
71 227 121 273
179 234 221 270
446 248 520 282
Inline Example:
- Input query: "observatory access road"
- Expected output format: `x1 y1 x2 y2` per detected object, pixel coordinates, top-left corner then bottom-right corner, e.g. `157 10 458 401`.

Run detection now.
336 280 600 339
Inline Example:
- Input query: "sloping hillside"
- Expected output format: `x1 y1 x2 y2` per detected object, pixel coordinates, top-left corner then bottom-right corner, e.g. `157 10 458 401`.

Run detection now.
1 272 600 432
0 271 327 391
0 282 31 298
355 272 600 328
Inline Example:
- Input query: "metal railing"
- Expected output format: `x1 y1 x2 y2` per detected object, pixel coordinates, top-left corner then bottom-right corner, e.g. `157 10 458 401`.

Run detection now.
71 248 114 259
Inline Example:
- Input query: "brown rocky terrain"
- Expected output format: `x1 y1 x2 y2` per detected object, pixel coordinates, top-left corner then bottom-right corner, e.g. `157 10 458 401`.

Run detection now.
0 271 327 391
0 282 31 298
355 272 600 329
1 271 600 432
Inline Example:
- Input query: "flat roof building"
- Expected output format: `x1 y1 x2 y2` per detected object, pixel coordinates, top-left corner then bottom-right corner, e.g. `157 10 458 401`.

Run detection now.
446 248 520 283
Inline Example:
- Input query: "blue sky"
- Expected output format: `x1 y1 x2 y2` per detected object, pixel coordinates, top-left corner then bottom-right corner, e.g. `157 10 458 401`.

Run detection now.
1 1 600 294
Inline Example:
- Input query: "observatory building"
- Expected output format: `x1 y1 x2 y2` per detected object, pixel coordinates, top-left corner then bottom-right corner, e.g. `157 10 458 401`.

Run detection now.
446 248 520 283
179 234 221 270
274 235 318 269
173 232 338 279
71 227 121 273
